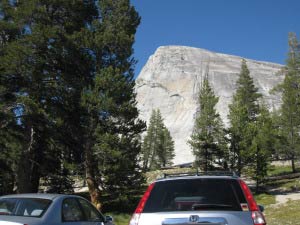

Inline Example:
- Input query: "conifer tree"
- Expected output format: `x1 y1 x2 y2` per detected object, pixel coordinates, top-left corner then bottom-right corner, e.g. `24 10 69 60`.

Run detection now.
141 110 158 170
0 0 145 208
0 0 97 193
274 33 300 173
249 104 275 192
0 1 21 194
160 127 175 167
228 60 262 175
189 72 227 171
141 109 175 171
77 0 145 208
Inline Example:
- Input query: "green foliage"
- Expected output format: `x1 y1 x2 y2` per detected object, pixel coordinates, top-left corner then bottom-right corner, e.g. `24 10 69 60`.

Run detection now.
77 0 145 204
0 0 145 201
254 193 276 206
18 0 95 191
228 60 262 174
248 104 276 191
189 73 227 171
41 168 75 194
268 165 294 177
141 109 175 171
106 213 131 225
273 33 300 173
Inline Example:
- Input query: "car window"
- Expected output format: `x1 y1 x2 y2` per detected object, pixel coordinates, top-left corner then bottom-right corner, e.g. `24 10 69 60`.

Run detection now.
0 199 17 215
143 178 244 212
62 198 84 222
77 199 104 222
0 198 51 217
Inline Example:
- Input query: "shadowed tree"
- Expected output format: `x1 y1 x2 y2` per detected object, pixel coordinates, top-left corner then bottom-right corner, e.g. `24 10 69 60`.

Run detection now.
0 0 145 209
0 0 98 193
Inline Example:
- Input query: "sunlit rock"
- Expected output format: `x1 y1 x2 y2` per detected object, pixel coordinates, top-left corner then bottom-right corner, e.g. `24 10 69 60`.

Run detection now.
136 46 284 165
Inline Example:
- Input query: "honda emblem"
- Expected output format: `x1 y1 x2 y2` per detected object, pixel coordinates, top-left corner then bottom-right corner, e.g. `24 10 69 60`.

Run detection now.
189 215 199 223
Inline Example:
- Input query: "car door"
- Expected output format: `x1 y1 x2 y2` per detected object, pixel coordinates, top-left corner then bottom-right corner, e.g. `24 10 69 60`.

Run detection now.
76 198 106 225
62 198 88 225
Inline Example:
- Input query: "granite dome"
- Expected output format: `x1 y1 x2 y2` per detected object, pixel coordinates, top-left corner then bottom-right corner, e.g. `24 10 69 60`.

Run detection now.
135 46 284 165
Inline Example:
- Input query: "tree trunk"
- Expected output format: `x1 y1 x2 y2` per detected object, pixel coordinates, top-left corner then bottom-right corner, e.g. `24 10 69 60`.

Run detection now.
86 177 101 210
149 144 156 170
16 126 40 193
17 157 40 193
85 139 102 210
237 155 242 176
291 157 296 173
204 148 208 172
255 178 259 194
255 149 259 194
16 155 31 193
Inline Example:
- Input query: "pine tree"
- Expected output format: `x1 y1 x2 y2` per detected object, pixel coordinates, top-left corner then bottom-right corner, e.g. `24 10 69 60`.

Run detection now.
141 110 158 170
0 0 145 208
77 0 145 209
189 72 227 171
155 110 175 168
141 109 175 171
0 1 21 195
274 33 300 173
248 104 275 192
0 0 96 193
160 127 175 167
228 60 262 175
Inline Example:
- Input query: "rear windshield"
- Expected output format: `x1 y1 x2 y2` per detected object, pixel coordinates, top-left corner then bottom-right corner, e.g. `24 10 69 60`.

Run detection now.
143 178 247 212
0 198 52 217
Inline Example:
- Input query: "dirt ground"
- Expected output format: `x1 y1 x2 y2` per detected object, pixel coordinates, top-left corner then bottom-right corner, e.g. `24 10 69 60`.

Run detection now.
275 192 300 205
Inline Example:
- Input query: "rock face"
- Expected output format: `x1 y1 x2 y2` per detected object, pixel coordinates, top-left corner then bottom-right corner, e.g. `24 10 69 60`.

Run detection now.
135 46 284 165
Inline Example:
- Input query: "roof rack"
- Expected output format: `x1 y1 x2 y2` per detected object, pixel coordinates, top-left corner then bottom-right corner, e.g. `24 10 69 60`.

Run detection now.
162 170 239 179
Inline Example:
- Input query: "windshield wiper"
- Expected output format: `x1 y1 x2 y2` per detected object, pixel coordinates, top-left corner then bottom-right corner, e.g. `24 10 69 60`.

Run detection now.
192 203 233 210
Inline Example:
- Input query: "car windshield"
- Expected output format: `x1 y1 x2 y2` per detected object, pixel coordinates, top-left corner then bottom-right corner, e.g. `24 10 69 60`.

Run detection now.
0 198 52 217
143 178 247 212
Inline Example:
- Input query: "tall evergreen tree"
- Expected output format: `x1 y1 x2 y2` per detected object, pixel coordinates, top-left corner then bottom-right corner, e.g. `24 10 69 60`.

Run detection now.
160 127 175 167
248 104 275 192
189 72 227 171
77 0 145 209
141 110 157 170
0 0 97 193
0 1 21 195
274 33 300 173
228 60 262 175
0 0 145 209
141 109 175 171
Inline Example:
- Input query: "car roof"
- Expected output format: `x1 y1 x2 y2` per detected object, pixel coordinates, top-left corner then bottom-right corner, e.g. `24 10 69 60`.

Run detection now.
154 171 240 183
155 175 239 183
0 193 76 200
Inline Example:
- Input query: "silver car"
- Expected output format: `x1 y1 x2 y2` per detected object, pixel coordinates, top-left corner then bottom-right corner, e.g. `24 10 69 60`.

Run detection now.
129 172 266 225
0 193 114 225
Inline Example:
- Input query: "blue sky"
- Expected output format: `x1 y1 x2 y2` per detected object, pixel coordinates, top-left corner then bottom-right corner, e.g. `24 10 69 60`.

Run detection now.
131 0 300 77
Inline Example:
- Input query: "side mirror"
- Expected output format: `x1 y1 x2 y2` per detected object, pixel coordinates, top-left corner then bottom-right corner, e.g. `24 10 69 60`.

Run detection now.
258 205 264 212
105 215 113 223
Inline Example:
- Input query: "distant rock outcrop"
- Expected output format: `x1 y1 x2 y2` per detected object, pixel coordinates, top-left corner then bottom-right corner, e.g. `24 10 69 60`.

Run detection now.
135 46 284 164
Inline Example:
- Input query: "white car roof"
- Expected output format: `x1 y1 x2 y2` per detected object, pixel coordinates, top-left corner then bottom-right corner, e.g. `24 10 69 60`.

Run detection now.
0 193 73 200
